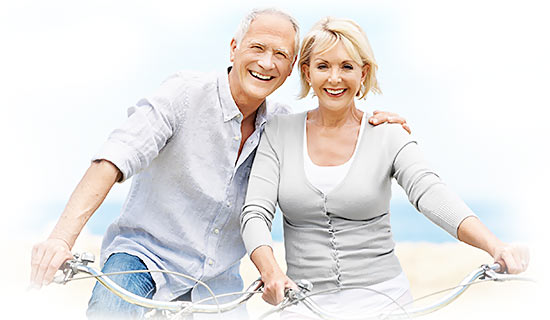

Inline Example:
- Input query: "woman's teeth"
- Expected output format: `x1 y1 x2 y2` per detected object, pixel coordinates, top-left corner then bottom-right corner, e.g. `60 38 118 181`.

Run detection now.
325 88 345 95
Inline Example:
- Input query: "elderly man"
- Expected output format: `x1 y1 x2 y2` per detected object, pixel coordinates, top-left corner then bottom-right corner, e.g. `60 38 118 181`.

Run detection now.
30 8 408 319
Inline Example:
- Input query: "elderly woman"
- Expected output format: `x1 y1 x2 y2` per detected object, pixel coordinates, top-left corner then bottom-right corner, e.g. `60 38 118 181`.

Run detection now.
240 17 529 317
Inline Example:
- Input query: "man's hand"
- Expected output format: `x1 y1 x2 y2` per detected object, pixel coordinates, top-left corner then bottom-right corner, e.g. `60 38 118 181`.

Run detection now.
368 110 411 134
30 238 73 288
261 269 298 305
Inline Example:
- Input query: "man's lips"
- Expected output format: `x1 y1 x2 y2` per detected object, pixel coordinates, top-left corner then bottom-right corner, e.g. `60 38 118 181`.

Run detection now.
249 70 275 81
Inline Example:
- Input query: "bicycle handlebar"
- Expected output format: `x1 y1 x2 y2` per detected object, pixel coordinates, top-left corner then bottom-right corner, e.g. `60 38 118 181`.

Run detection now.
55 253 263 315
55 253 531 319
259 262 532 320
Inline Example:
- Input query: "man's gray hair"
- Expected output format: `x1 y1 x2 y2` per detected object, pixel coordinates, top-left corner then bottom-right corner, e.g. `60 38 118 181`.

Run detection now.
234 8 300 59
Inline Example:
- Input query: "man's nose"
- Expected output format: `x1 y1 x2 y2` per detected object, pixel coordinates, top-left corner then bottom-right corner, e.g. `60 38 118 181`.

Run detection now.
258 52 275 70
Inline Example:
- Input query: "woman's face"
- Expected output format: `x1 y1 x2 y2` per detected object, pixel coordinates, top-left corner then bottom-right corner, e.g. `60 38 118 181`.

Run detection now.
303 41 368 112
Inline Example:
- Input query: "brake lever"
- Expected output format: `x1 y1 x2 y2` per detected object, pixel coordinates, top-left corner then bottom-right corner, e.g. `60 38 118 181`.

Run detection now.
53 252 96 284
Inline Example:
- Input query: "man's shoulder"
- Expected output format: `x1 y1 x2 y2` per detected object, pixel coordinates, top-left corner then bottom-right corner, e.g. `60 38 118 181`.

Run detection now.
165 70 218 93
265 99 292 117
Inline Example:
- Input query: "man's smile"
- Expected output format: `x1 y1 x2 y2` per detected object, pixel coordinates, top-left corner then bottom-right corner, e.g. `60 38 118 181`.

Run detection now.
250 70 275 81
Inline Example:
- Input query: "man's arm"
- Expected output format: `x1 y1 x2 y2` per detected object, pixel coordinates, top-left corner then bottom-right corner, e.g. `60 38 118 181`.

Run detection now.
368 110 411 134
30 159 121 288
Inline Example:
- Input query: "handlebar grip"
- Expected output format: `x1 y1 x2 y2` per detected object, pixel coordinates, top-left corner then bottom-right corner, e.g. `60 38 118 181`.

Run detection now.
489 262 503 273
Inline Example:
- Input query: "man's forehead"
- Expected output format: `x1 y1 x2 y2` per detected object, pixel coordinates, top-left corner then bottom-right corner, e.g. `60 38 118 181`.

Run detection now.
244 15 295 42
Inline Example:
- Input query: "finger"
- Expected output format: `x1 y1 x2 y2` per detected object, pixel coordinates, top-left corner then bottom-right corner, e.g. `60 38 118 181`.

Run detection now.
262 291 274 305
35 248 57 288
501 250 521 274
402 123 411 134
30 244 45 286
286 278 299 291
518 245 530 270
43 250 72 285
275 284 285 305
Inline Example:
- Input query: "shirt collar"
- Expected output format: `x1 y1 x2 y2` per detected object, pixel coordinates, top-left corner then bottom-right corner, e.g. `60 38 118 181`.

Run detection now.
218 67 268 128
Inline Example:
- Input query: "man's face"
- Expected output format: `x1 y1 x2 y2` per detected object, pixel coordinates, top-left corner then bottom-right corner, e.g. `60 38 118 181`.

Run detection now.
230 14 296 102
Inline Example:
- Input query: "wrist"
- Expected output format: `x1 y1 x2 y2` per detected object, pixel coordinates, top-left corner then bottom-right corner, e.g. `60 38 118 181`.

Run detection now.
47 234 73 249
487 238 506 258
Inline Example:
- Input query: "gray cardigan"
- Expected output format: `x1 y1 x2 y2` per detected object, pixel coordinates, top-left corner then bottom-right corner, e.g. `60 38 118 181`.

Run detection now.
240 112 475 292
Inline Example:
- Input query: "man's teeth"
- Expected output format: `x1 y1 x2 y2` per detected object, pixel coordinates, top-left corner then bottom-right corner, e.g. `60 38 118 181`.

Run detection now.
326 88 345 95
251 71 273 80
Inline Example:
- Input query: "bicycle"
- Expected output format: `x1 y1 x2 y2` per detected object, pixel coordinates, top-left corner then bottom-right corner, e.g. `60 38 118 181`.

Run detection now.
54 252 534 319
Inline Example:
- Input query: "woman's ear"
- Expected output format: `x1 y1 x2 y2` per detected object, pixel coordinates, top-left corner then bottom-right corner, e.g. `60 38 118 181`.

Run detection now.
302 64 311 85
361 64 370 83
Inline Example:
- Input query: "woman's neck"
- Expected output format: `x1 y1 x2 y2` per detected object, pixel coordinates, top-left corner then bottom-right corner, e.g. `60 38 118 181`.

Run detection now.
308 105 363 128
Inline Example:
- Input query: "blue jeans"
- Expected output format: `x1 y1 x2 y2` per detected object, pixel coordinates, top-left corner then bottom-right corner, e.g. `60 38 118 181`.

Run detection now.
87 253 157 319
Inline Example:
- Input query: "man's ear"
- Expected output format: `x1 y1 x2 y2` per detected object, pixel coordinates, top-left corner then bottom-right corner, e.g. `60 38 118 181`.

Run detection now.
229 38 238 62
288 56 298 77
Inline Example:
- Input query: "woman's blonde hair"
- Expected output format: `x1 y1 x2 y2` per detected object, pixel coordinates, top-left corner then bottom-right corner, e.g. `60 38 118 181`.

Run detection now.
298 17 381 99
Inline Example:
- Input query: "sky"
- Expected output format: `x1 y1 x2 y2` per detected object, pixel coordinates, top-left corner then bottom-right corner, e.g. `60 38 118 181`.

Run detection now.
2 0 549 250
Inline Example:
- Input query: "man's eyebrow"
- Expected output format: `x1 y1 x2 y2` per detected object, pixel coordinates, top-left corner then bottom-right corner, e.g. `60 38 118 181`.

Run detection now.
248 41 266 47
273 47 290 56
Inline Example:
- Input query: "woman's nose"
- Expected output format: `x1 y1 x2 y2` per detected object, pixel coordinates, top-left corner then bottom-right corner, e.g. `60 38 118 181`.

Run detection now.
328 69 342 84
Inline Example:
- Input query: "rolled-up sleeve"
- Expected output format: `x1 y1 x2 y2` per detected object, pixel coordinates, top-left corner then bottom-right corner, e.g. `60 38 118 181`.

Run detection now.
240 118 281 256
390 127 476 238
92 76 183 182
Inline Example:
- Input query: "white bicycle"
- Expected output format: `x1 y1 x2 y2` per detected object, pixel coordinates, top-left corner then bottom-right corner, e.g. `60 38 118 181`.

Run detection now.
54 252 534 319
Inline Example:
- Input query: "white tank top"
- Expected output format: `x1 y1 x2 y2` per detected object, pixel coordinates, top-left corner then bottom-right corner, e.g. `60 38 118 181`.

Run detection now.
304 113 366 194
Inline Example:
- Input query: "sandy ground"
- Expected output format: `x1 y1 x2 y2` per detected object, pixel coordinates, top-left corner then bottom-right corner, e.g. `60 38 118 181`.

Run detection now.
5 233 545 320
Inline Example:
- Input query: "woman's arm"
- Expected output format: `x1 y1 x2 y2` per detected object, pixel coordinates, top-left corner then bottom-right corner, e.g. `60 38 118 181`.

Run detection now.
240 117 297 305
390 127 529 274
30 160 121 288
457 216 529 274
250 246 297 305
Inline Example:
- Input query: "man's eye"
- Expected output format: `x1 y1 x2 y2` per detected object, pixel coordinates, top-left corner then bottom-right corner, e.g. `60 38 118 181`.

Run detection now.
276 52 288 58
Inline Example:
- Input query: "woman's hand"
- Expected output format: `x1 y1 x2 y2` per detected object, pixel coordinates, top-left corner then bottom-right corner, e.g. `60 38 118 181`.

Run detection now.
250 245 298 305
261 269 298 305
492 243 530 274
368 110 411 134
457 216 529 274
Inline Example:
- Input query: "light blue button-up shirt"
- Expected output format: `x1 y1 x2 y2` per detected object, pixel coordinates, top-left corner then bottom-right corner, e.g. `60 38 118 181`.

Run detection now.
93 69 290 301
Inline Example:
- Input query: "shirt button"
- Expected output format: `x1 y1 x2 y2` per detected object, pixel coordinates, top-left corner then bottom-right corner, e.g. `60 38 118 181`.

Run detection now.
208 259 214 266
233 136 240 141
226 201 231 207
214 228 220 234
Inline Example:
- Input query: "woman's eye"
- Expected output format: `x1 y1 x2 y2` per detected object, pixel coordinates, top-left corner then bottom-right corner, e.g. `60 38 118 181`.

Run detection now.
343 64 354 70
316 64 327 69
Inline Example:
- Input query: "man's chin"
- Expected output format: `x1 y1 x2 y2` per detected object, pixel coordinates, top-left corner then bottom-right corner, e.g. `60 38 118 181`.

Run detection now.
245 86 276 101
